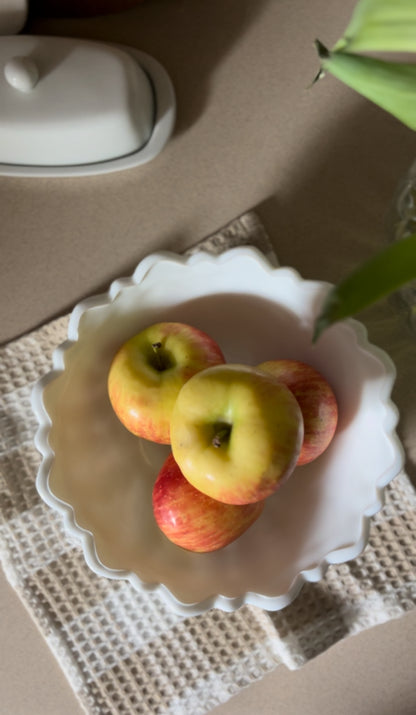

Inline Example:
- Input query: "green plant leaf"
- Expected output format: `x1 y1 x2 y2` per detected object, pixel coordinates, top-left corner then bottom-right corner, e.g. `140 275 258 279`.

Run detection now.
315 41 416 131
334 0 416 53
313 232 416 341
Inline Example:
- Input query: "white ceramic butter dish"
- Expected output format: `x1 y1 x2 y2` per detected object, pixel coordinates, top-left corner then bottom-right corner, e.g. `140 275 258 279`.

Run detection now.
0 35 175 176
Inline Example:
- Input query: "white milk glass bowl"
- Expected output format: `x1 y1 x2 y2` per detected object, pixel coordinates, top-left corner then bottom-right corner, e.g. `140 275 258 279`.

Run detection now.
32 247 404 615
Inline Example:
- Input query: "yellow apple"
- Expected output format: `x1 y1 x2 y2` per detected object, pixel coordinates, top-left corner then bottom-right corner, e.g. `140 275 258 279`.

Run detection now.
107 322 225 443
170 364 304 505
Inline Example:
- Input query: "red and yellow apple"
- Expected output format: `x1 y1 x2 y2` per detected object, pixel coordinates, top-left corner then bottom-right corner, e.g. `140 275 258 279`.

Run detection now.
152 453 265 552
107 322 225 443
258 359 338 465
170 364 304 505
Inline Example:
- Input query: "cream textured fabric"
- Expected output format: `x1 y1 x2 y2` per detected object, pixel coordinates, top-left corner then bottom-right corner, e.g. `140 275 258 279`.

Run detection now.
1 212 415 714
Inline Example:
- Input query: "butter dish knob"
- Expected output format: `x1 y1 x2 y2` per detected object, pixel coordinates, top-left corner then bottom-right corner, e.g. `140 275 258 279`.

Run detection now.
4 56 39 92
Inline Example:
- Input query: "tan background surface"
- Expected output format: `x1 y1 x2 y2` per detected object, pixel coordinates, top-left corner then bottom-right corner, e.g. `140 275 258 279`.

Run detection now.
1 1 416 713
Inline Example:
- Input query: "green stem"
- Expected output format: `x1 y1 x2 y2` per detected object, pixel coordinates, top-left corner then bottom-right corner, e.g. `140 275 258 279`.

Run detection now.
313 232 416 341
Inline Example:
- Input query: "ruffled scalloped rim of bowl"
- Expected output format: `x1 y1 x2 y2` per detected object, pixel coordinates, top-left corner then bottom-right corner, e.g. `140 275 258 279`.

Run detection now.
31 247 405 616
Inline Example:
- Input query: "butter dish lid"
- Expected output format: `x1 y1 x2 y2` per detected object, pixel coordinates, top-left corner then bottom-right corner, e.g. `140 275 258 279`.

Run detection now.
0 35 176 176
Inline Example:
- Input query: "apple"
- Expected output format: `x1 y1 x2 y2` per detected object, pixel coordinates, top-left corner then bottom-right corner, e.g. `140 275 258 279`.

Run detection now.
258 359 338 465
170 364 304 505
108 322 225 443
152 453 265 552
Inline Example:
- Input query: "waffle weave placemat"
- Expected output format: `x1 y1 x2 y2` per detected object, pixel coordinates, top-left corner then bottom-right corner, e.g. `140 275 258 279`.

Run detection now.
1 211 416 714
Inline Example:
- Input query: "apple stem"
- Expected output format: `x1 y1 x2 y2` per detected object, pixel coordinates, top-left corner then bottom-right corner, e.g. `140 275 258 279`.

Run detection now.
152 342 164 371
212 426 231 448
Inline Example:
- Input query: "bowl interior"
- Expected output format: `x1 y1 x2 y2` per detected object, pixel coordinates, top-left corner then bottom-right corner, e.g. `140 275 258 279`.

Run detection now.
41 254 399 605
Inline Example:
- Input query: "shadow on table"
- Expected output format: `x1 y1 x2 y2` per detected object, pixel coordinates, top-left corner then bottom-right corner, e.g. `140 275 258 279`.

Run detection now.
254 99 416 488
26 0 271 136
255 100 416 281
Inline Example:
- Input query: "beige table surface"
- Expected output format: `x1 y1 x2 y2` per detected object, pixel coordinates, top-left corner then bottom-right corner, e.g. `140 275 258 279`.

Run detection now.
1 1 416 713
